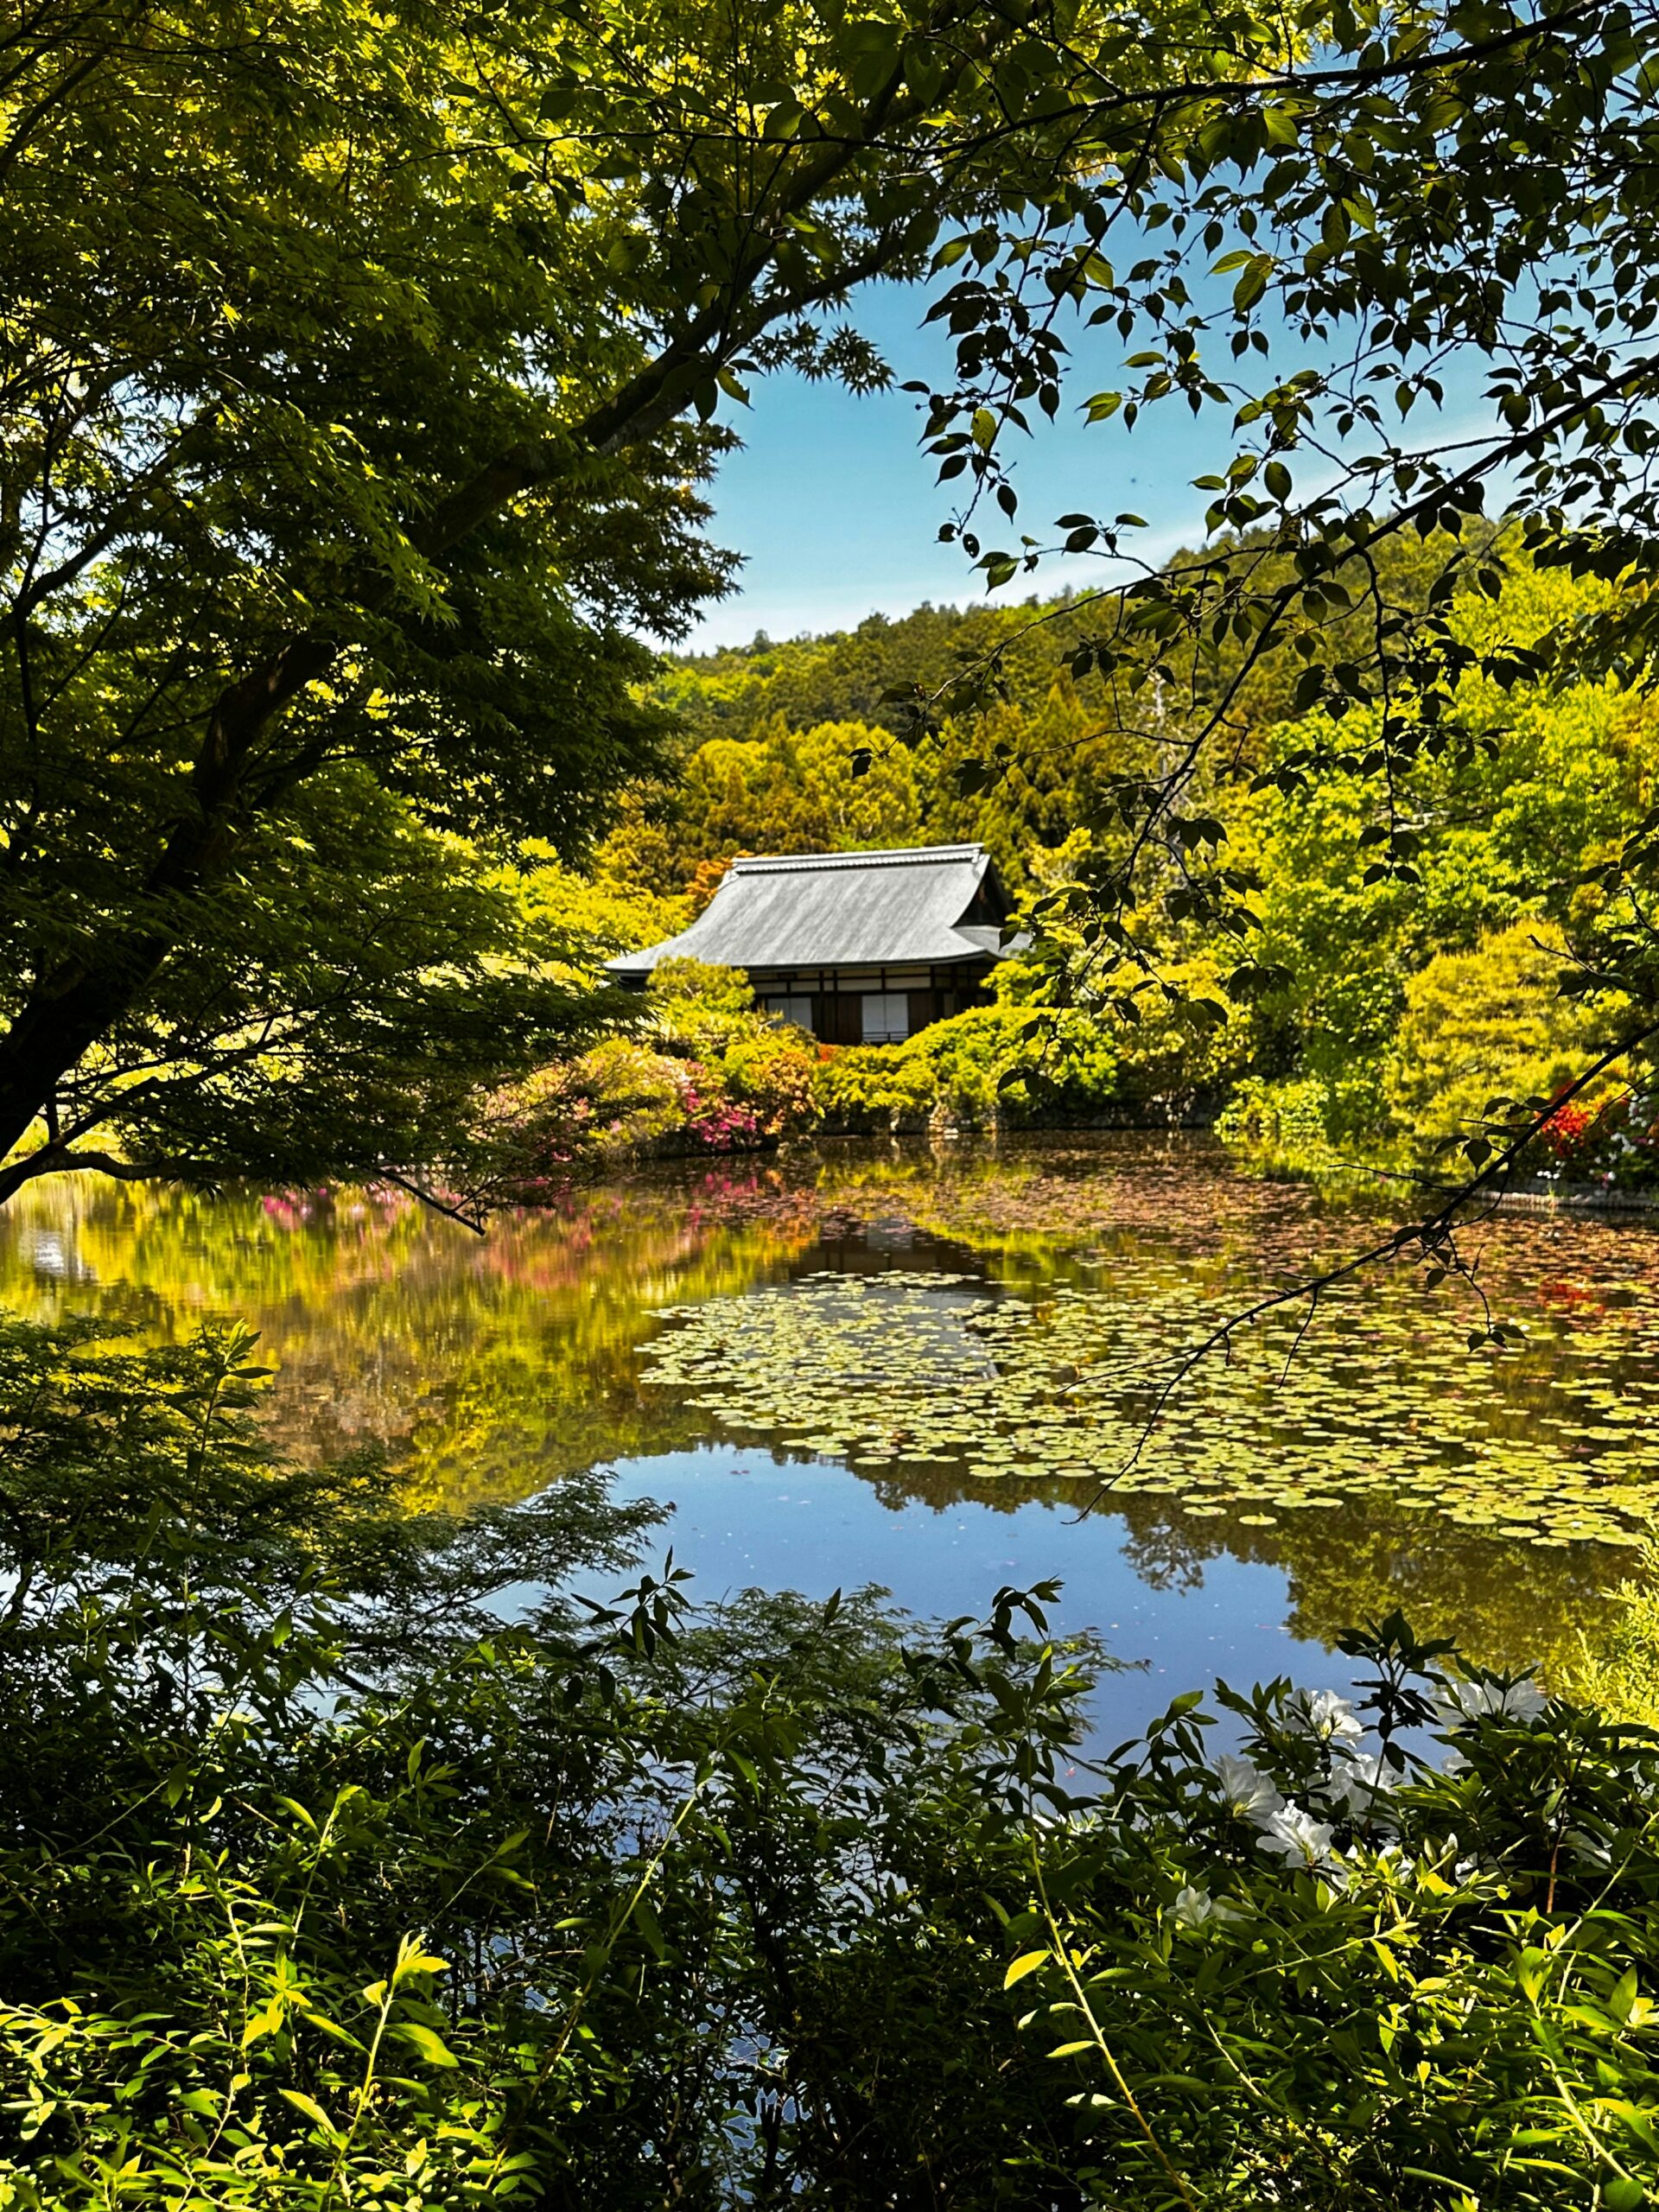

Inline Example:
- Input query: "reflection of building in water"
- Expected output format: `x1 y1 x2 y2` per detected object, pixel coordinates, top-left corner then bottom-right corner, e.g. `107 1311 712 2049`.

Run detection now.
25 1230 97 1285
609 843 1022 1045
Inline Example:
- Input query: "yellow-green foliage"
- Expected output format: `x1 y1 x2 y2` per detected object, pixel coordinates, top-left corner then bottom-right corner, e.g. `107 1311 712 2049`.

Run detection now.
1211 563 1658 1159
814 1010 1005 1129
594 718 926 898
1105 955 1256 1112
488 1035 693 1168
598 685 1114 900
1564 1544 1659 1726
514 850 689 964
645 957 770 1038
815 997 1121 1130
1216 1074 1344 1166
645 960 821 1135
1383 920 1609 1143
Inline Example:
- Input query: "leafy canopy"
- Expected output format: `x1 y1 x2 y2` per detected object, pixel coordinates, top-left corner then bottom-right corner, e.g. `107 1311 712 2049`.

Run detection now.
3 0 1167 1200
10 0 1659 1205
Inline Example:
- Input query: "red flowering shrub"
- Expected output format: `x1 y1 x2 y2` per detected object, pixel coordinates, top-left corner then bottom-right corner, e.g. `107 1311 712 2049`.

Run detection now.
1526 1088 1659 1190
1541 1100 1595 1157
681 1084 767 1149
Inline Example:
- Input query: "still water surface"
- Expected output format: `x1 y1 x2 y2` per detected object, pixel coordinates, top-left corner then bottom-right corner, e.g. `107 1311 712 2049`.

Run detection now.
3 1135 1656 1734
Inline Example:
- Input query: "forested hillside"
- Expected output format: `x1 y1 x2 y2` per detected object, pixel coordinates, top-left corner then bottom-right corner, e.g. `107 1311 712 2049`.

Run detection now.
586 544 1659 1176
601 531 1475 898
601 591 1114 898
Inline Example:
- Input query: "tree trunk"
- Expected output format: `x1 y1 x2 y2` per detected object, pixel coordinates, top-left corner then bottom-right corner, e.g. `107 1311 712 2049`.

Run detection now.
0 944 175 1200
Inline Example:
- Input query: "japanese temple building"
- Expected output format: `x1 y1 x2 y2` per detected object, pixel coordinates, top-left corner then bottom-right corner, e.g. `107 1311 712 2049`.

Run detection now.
607 842 1018 1045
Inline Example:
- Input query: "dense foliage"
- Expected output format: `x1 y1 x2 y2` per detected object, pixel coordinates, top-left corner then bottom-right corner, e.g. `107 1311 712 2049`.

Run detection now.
610 601 1137 897
480 961 824 1185
14 8 1659 2200
475 950 1245 1178
12 0 1659 1209
3 1316 1659 2208
3 0 1186 1203
620 556 1656 1181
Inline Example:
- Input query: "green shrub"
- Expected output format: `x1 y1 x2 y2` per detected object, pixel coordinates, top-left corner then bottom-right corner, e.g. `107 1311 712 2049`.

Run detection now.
644 958 822 1144
816 1033 945 1130
1105 956 1255 1120
5 1322 1659 2209
1567 1538 1659 1725
1001 1613 1659 2212
644 955 763 1041
815 999 1121 1133
484 1033 695 1182
1217 1071 1340 1163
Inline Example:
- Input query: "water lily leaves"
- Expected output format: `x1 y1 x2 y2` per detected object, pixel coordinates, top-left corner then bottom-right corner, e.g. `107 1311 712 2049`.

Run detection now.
640 1264 1659 1553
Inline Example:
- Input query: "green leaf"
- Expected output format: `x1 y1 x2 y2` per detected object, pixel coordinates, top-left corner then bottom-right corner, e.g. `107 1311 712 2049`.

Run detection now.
1004 1949 1050 1989
1232 255 1271 311
395 2020 461 2069
278 2088 343 2141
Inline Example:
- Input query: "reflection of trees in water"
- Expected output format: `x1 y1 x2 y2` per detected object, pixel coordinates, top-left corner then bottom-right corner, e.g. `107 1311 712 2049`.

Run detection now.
0 1169 836 1505
1114 1511 1209 1594
754 1443 1624 1681
1109 1495 1617 1681
0 1135 1653 1682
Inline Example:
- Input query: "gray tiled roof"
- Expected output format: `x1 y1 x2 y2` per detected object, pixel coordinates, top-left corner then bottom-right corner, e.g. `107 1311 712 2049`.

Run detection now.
608 844 1009 978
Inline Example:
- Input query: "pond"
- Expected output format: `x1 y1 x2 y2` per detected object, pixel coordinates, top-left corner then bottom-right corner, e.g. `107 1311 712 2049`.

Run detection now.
3 1134 1656 1737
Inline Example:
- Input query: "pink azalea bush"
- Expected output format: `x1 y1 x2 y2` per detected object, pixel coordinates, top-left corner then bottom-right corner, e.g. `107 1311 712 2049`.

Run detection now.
480 963 822 1192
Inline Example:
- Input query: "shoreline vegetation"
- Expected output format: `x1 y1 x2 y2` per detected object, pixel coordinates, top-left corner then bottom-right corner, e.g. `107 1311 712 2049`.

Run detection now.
435 551 1659 1217
3 1315 1659 2209
8 546 1657 1221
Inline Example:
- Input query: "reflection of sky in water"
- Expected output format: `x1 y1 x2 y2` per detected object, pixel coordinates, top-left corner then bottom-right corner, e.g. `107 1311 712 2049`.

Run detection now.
1 1135 1655 1722
607 1446 1368 1742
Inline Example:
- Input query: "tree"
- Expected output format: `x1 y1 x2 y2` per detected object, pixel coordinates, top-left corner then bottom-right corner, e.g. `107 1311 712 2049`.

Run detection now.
888 0 1659 1111
11 0 1659 1211
3 0 1167 1201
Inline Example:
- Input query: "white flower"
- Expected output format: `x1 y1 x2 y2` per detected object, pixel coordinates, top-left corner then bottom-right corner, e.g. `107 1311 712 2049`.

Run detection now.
1434 1675 1548 1729
1171 1884 1243 1932
1321 1750 1401 1821
1285 1688 1365 1746
1213 1753 1285 1824
1255 1802 1340 1872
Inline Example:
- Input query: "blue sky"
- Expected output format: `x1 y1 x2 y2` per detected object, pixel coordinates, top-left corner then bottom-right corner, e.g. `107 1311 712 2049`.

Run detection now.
683 276 1502 651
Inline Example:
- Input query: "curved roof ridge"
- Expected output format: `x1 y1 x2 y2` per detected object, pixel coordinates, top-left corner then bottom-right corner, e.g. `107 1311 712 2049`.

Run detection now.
729 842 987 874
